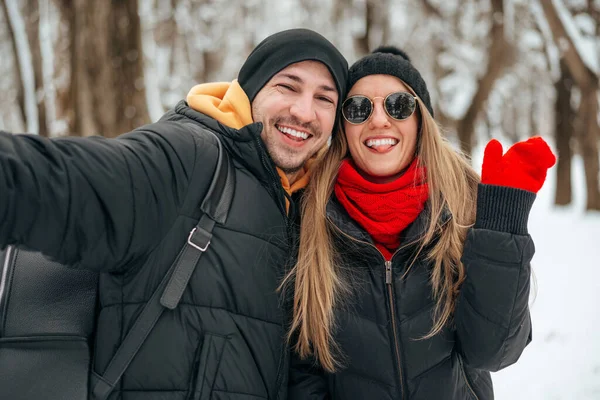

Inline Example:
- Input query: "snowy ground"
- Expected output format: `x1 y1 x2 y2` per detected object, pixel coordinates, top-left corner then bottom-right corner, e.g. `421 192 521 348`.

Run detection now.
481 151 600 399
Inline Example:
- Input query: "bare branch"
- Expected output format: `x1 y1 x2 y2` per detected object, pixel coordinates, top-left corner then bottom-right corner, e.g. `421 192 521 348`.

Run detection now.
456 0 515 155
539 0 597 88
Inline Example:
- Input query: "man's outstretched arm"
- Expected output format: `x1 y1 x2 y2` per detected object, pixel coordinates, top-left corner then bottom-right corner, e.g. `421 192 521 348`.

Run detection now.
0 122 213 272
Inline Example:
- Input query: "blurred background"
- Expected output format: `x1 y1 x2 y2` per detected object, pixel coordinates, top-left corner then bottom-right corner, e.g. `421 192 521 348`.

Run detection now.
0 0 598 398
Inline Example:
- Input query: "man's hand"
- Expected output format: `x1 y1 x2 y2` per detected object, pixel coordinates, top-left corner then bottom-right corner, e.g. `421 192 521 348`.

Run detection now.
481 136 557 194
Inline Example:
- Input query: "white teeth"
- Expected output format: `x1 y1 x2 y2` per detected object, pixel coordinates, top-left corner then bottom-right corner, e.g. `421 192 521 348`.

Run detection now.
366 138 398 148
278 126 309 140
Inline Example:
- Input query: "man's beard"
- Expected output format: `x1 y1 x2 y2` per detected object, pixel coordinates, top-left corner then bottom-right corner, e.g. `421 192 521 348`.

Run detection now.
263 134 305 173
264 116 322 173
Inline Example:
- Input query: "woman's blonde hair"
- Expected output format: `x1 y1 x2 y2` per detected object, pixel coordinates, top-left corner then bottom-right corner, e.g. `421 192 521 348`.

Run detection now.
281 83 481 373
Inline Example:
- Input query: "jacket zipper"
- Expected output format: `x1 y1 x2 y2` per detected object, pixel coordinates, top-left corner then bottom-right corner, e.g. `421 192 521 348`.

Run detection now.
457 354 479 400
385 260 405 400
331 224 405 399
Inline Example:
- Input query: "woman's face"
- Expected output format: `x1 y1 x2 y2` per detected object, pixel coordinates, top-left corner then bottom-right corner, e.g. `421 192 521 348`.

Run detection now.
343 75 419 183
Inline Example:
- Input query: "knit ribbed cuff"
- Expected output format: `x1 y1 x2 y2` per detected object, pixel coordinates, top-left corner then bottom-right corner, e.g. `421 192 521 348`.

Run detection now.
474 184 536 235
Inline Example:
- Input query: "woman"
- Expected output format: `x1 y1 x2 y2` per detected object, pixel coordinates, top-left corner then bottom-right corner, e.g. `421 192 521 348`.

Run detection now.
285 47 555 399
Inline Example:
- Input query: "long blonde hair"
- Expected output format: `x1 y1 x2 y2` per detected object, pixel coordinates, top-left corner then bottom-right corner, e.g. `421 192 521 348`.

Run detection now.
281 86 481 373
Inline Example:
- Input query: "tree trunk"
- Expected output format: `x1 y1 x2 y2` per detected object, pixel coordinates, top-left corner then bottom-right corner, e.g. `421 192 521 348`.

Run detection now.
202 50 225 83
421 0 443 18
353 0 372 56
331 0 349 25
457 0 512 156
577 90 600 210
540 0 600 210
425 2 457 131
554 61 575 206
24 0 49 137
501 101 519 143
77 0 150 138
0 0 26 126
52 0 78 136
154 0 182 109
353 0 389 57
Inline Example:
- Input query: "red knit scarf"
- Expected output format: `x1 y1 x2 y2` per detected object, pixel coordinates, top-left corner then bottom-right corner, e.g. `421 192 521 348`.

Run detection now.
334 158 429 260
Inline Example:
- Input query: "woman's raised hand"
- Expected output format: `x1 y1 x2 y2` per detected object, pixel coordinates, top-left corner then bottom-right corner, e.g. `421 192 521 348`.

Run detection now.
481 136 557 194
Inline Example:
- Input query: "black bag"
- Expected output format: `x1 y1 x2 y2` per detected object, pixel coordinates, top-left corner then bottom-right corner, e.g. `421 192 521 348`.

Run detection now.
0 248 98 400
0 130 235 400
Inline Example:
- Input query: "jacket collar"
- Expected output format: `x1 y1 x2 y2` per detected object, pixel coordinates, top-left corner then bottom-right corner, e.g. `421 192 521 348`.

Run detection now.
175 101 279 184
326 194 452 253
160 101 286 214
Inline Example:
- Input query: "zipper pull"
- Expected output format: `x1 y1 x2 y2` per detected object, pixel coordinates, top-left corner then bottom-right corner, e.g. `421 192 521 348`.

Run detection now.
385 260 392 284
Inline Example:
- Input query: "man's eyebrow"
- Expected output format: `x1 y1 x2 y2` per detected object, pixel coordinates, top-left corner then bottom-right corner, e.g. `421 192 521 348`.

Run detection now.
277 73 303 83
319 84 337 93
277 73 337 93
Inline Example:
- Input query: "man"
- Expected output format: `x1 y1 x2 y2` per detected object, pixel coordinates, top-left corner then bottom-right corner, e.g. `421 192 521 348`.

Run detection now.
0 28 347 399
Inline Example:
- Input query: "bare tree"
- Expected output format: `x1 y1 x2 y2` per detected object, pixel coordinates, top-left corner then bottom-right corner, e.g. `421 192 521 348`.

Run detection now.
540 0 600 210
76 0 150 137
353 0 390 57
241 1 258 55
192 1 229 84
201 50 225 83
420 0 459 131
152 0 178 49
52 0 78 136
153 0 184 110
554 60 576 206
24 0 49 137
0 0 26 126
156 0 230 98
332 0 350 25
47 0 151 137
457 0 515 156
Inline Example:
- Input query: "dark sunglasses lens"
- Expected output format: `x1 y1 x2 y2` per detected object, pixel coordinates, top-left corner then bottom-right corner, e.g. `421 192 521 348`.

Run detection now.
342 96 372 124
385 92 416 120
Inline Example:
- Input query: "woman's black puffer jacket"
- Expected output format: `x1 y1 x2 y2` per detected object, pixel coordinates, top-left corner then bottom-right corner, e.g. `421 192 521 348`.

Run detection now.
289 184 535 399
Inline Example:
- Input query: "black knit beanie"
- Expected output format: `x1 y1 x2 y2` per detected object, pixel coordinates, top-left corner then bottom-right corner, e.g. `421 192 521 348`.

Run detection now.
347 46 434 117
238 29 348 103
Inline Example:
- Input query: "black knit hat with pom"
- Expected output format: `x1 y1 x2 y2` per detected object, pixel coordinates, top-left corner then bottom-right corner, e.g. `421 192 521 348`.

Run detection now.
348 46 434 117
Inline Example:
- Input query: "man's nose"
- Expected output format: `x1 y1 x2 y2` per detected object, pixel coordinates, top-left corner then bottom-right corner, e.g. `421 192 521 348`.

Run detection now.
289 95 317 123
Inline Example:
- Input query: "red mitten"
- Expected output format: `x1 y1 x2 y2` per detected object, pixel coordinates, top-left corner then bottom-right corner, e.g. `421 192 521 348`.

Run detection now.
481 137 557 194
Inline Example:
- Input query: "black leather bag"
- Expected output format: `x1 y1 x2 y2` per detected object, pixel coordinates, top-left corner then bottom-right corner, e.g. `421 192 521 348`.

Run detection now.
0 129 235 400
0 248 98 400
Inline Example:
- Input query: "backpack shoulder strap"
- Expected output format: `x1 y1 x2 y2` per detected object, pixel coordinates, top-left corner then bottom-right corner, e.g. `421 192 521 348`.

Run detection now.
91 126 235 400
160 127 235 308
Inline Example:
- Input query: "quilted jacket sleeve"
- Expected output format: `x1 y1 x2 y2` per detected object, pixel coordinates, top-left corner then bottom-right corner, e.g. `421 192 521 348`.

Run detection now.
455 184 535 372
0 122 215 272
288 350 329 400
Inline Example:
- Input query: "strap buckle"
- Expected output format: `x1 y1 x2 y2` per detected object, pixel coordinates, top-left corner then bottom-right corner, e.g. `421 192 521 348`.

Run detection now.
187 227 211 252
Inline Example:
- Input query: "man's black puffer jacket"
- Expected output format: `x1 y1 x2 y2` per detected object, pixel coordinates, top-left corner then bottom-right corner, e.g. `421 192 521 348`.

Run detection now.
289 184 535 399
0 101 293 400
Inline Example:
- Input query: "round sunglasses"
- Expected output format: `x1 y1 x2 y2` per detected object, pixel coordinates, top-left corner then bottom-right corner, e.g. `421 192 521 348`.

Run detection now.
341 92 418 125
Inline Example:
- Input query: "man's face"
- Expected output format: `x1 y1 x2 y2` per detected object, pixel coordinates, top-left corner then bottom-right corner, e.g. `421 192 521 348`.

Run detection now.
251 60 339 174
